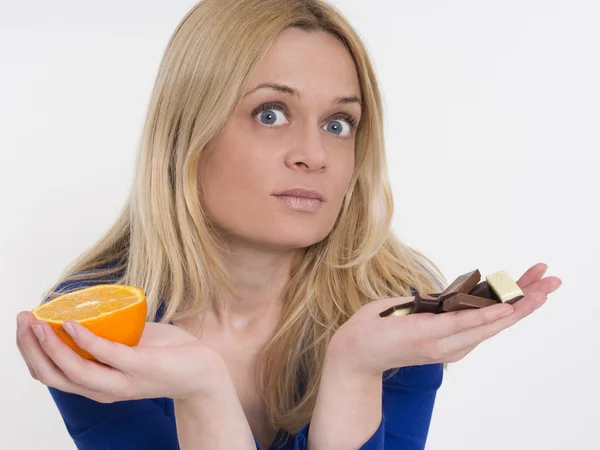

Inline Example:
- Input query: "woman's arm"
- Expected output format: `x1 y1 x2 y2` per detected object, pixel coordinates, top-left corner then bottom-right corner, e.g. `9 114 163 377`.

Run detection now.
174 358 257 450
305 263 556 450
18 276 259 450
46 351 257 450
48 388 180 450
307 343 443 450
307 348 384 450
48 375 259 450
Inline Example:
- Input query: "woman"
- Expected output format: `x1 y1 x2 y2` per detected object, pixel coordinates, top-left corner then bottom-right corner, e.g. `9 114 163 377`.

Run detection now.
15 0 562 449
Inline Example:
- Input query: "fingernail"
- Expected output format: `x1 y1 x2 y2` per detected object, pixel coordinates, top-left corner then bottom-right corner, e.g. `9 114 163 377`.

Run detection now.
499 306 513 317
17 313 29 334
62 321 76 338
31 324 46 342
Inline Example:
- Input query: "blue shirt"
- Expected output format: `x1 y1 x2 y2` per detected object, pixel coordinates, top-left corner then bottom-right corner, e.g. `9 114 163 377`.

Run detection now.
46 279 443 450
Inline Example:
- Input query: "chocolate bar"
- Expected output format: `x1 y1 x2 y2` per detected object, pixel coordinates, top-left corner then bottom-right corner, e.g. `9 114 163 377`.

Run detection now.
412 293 444 313
441 293 498 312
437 269 481 302
378 293 442 317
379 269 524 318
486 270 525 304
378 301 415 317
468 281 498 300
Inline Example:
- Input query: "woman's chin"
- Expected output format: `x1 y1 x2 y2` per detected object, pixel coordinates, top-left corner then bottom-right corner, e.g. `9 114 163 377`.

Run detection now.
240 231 329 251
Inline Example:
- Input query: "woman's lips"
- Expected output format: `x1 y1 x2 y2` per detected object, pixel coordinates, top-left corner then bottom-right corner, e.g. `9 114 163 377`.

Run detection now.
274 195 323 212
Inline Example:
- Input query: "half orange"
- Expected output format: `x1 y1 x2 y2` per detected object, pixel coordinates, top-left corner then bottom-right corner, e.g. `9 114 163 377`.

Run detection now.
32 284 147 361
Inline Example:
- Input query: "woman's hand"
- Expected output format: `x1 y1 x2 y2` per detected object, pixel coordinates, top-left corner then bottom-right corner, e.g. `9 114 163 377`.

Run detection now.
327 262 562 376
15 312 227 403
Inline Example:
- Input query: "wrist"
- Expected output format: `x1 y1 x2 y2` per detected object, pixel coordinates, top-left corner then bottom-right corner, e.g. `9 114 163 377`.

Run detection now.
174 373 256 450
184 347 231 400
309 344 383 450
177 363 237 408
323 345 382 387
326 334 383 380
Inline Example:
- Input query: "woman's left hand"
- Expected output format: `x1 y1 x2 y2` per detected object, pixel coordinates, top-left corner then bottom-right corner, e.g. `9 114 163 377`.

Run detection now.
327 262 562 375
15 312 227 403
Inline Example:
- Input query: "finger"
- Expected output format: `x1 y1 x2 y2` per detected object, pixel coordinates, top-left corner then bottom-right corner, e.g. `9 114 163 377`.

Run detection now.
18 313 67 384
516 262 548 288
62 320 139 371
437 292 546 357
520 275 562 297
16 312 38 379
18 314 108 400
16 335 37 379
422 291 545 339
29 319 134 398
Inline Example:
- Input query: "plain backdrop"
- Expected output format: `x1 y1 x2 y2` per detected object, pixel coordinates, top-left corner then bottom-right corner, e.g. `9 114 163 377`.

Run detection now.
1 0 598 448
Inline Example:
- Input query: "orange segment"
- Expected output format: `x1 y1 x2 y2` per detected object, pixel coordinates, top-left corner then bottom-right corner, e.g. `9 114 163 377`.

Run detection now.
32 284 148 361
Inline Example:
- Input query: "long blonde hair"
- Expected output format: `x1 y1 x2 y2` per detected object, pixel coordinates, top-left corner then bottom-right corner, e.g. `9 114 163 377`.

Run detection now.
43 0 447 437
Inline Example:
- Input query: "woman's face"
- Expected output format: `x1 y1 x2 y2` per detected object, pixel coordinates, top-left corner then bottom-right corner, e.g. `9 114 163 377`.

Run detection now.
200 27 362 249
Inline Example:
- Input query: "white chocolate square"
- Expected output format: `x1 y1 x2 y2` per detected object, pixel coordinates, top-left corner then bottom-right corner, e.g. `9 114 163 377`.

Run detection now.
486 270 524 303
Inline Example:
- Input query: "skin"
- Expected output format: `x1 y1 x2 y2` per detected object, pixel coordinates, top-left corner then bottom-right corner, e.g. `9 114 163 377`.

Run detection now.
16 27 362 450
182 27 362 448
309 263 562 449
15 27 562 450
194 27 360 336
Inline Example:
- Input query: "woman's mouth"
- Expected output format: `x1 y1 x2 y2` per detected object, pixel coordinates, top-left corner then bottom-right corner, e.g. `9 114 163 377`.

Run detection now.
273 195 323 212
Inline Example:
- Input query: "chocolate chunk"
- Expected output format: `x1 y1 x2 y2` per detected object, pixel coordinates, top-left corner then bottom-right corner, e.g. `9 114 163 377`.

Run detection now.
469 278 523 304
468 281 499 300
379 300 415 317
441 292 499 312
411 293 443 313
437 269 481 302
379 269 524 318
486 270 525 303
505 294 524 305
378 293 442 317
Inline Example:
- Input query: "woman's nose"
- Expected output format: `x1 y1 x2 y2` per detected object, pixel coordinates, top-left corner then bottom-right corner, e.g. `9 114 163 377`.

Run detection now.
284 123 328 171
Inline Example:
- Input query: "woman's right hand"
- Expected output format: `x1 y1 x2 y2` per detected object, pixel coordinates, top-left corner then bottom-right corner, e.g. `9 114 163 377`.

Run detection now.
327 262 562 375
16 313 228 403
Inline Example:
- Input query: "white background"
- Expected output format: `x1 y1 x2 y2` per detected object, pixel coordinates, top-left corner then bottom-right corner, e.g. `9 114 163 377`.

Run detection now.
1 0 598 448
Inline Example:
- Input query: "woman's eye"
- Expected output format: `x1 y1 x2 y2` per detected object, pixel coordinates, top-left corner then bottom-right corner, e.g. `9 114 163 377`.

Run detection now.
255 106 288 127
253 103 357 138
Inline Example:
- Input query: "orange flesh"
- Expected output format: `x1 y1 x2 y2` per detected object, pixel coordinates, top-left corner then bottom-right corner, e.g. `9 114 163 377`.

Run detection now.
33 285 144 322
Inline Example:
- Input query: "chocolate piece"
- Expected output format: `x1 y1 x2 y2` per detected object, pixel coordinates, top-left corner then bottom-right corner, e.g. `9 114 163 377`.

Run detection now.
378 269 481 317
437 269 481 302
411 293 443 313
468 281 499 300
379 300 415 317
378 292 443 317
379 269 524 318
505 294 524 305
486 270 524 303
442 292 499 312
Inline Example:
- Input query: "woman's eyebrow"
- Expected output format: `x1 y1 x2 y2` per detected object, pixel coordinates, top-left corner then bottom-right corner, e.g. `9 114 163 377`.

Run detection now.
243 82 363 107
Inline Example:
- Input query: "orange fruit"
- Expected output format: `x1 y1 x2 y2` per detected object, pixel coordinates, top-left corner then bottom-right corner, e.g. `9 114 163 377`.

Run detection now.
32 284 147 361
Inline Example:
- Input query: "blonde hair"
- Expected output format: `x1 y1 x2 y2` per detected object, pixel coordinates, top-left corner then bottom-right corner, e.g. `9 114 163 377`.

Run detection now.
43 0 447 438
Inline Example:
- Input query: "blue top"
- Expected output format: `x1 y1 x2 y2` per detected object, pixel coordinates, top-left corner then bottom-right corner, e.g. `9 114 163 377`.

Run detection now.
45 279 443 450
